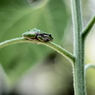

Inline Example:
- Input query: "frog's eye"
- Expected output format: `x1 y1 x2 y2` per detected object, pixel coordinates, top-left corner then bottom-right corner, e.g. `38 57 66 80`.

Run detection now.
48 34 52 37
48 34 53 39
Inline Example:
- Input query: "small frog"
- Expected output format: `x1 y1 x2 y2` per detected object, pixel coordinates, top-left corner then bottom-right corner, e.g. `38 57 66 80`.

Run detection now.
22 28 53 42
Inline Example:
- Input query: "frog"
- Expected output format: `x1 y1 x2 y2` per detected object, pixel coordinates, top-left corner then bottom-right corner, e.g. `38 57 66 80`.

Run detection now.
22 28 53 42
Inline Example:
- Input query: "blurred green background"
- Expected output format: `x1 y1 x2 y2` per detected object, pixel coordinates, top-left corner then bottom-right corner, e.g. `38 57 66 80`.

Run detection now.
0 0 95 95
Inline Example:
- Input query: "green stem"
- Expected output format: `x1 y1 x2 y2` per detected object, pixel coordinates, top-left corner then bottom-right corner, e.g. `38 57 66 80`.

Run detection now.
71 0 86 95
0 37 75 64
85 63 95 72
43 42 75 64
0 37 26 48
81 15 95 39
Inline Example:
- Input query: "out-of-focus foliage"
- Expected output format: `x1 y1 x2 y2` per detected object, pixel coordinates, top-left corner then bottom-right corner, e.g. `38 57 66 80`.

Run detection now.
0 0 69 84
83 0 95 95
0 0 95 95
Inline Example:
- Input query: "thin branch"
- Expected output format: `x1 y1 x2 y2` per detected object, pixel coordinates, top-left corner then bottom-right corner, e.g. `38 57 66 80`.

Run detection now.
81 15 95 39
85 63 95 72
0 37 75 64
42 42 75 64
0 37 27 49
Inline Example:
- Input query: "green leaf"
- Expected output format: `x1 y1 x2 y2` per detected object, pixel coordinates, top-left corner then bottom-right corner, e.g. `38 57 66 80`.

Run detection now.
0 0 69 84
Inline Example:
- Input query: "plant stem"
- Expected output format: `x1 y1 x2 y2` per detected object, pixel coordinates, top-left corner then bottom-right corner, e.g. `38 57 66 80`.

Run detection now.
85 63 95 72
81 15 95 39
71 0 86 95
43 42 75 64
0 37 75 64
0 37 26 49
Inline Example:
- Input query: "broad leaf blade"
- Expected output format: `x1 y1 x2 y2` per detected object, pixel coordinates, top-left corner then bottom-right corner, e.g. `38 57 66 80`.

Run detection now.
0 0 69 84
